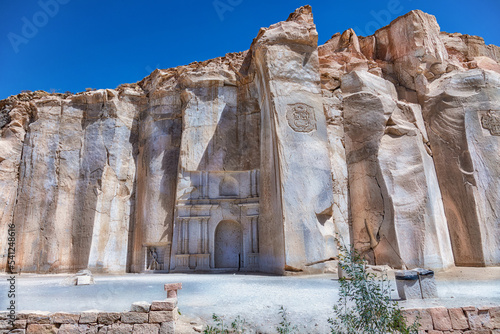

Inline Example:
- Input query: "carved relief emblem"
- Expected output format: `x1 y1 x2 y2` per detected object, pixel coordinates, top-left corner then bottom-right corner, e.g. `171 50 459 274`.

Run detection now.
481 111 500 136
286 103 316 133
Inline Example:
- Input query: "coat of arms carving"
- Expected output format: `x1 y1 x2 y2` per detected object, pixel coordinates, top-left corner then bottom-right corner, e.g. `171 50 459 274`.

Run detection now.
286 103 316 133
481 111 500 136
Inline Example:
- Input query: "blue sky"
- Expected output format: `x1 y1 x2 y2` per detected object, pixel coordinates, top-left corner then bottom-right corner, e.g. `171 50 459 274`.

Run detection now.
1 0 499 99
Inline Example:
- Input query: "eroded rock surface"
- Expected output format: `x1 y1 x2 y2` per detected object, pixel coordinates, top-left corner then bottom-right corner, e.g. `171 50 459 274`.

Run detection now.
1 7 499 274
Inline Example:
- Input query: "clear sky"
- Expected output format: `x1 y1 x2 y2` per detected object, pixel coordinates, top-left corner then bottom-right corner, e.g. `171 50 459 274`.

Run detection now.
1 0 499 99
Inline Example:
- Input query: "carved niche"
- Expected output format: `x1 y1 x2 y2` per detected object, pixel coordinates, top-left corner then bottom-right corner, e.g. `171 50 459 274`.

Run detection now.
481 111 500 136
286 103 316 133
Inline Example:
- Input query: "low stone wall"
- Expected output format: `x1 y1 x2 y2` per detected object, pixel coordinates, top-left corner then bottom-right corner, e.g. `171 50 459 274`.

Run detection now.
0 283 182 334
402 306 500 333
0 299 178 334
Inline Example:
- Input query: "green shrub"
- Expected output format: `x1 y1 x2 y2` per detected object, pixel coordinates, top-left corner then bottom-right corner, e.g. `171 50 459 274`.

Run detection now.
328 237 420 334
276 305 298 334
203 314 247 334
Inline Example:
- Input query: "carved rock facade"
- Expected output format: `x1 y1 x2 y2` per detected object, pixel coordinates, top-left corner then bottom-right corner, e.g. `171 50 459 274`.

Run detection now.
1 7 499 274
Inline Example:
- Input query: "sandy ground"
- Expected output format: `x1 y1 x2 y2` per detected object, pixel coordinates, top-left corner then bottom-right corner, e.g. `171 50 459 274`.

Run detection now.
0 267 499 333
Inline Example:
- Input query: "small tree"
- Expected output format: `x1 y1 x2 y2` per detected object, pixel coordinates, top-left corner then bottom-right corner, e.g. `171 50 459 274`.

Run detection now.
329 237 419 334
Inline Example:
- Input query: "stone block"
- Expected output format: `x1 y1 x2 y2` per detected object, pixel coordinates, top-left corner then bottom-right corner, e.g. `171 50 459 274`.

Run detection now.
121 312 148 324
478 308 493 329
0 313 7 320
131 302 151 313
108 324 133 334
77 276 93 285
149 311 175 324
429 307 452 331
150 299 177 311
27 313 51 324
449 307 469 330
415 268 438 298
97 313 121 325
395 271 421 300
464 307 483 329
51 312 80 324
80 312 98 324
427 331 443 334
26 324 58 334
402 308 434 330
490 307 500 328
132 323 160 334
58 324 93 334
159 322 175 334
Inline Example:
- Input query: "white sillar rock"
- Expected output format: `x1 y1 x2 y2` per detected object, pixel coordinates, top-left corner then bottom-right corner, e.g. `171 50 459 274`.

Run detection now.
422 69 500 266
342 70 453 269
1 6 499 274
11 90 141 273
0 101 31 272
251 5 338 273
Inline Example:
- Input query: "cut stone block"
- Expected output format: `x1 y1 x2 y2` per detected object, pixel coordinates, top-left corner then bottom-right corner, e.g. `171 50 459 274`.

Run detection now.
51 313 80 324
464 307 483 329
160 321 175 334
79 311 98 324
151 299 177 311
402 308 435 330
97 313 121 325
27 313 50 324
26 324 57 334
132 324 160 334
108 323 133 334
120 312 148 324
448 307 469 330
149 311 175 324
491 307 500 328
131 301 151 313
395 270 421 300
429 307 452 331
415 268 438 298
58 324 91 334
77 276 93 285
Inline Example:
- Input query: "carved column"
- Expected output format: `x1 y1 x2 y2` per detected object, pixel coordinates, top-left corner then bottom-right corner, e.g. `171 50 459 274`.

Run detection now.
197 219 203 254
182 219 189 254
252 216 259 253
177 218 184 254
202 218 209 254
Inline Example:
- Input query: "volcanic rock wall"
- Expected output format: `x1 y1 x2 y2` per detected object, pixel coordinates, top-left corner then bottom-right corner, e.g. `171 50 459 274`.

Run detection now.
1 6 499 274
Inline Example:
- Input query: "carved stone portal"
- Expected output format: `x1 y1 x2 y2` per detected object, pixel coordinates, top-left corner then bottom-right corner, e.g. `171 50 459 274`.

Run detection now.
215 220 242 268
286 103 316 132
481 111 500 136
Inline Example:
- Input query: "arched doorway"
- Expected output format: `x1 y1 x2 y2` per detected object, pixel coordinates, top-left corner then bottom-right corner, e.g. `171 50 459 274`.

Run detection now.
214 220 242 269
